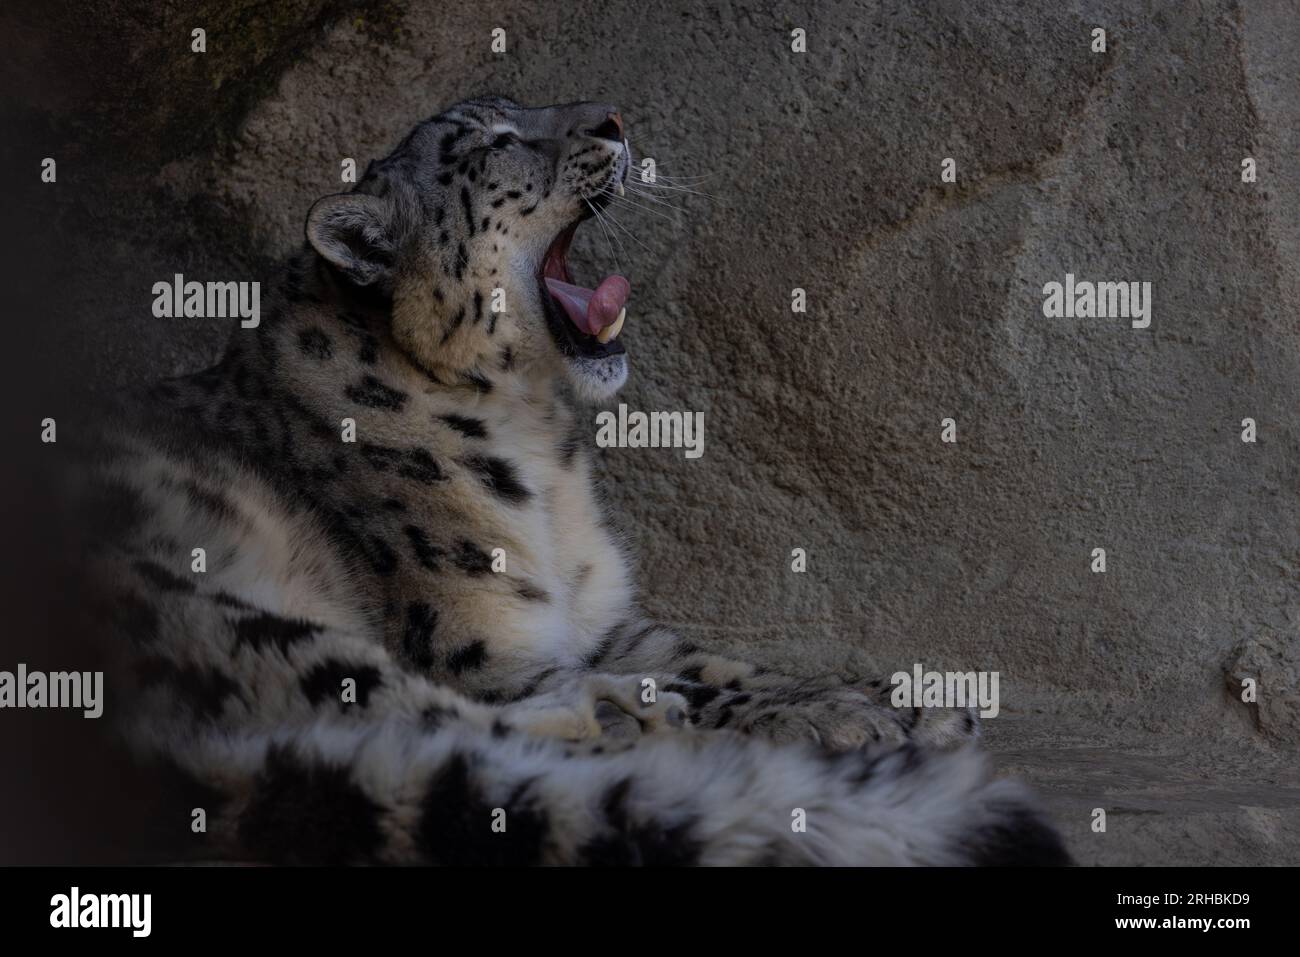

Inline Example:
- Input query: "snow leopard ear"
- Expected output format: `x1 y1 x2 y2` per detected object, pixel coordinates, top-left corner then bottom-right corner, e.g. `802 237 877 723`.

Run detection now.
306 193 396 288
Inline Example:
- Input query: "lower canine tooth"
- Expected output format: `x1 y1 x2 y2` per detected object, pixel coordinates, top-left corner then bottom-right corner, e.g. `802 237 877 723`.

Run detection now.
597 307 626 343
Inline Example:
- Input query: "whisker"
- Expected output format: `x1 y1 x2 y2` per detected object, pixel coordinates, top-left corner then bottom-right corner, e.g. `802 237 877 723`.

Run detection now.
592 205 657 257
625 156 717 183
620 183 691 215
624 147 718 197
586 196 633 266
597 187 683 223
583 198 626 272
616 180 691 208
640 170 717 183
622 174 715 198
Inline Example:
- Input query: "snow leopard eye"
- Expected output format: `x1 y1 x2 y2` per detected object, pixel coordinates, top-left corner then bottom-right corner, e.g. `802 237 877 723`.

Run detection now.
488 133 515 150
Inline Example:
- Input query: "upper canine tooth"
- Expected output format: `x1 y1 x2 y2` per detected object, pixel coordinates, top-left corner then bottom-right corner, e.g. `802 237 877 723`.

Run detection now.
597 307 626 343
615 180 625 197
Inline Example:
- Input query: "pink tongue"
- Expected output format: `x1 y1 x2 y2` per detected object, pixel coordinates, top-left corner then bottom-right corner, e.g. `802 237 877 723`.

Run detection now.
544 276 629 335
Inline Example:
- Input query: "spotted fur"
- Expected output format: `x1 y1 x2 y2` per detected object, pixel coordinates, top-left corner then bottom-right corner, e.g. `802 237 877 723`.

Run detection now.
77 97 1068 866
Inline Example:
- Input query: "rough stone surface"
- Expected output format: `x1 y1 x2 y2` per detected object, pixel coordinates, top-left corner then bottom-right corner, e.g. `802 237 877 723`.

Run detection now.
6 0 1298 864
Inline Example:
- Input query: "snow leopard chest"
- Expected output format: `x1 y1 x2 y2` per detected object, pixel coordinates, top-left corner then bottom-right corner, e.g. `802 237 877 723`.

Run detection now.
291 372 634 684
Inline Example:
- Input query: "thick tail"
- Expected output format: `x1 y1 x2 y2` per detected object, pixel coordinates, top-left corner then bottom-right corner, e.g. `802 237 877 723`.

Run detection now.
172 719 1070 866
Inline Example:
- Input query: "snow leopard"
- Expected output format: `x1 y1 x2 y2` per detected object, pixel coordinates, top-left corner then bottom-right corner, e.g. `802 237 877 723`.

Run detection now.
70 96 1069 866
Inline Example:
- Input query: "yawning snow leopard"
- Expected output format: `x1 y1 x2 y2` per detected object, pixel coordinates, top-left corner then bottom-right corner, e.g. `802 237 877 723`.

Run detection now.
75 96 1068 865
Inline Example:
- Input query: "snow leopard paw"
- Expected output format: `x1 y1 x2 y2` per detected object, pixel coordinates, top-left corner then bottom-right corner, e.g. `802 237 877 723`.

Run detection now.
503 673 690 743
723 680 978 753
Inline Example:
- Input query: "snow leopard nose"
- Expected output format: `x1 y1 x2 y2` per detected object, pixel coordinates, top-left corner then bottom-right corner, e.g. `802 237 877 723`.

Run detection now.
586 112 624 143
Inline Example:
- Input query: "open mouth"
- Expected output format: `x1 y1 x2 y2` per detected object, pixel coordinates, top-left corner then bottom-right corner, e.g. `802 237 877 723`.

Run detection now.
540 213 629 360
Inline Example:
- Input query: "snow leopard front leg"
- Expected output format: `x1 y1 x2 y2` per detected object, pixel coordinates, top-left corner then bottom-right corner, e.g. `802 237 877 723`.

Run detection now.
552 617 979 752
